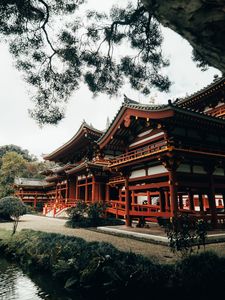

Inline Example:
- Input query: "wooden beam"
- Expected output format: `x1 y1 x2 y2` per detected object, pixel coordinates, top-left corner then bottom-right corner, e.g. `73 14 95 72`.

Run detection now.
128 182 169 191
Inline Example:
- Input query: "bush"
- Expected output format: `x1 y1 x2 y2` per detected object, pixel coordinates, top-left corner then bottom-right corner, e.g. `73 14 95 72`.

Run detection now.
0 196 27 234
66 201 125 228
0 229 171 297
0 196 27 220
1 229 225 298
158 213 208 258
174 252 225 297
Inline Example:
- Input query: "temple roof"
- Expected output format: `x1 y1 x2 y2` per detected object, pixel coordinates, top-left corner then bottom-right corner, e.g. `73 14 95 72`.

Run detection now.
43 121 103 163
98 95 170 146
14 177 54 188
175 76 225 108
51 163 77 174
98 94 225 151
66 160 108 175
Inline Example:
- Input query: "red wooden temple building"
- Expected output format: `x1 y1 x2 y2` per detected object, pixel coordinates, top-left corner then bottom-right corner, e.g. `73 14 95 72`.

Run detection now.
14 76 225 227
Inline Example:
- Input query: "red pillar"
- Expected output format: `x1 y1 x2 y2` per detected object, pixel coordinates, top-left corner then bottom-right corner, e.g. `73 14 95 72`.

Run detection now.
34 193 37 209
199 193 204 213
165 191 169 211
75 177 78 200
92 177 96 203
208 175 218 228
159 190 166 212
125 176 131 226
223 193 225 213
65 181 68 203
178 194 183 209
189 191 194 211
169 170 178 217
106 184 110 202
85 177 88 203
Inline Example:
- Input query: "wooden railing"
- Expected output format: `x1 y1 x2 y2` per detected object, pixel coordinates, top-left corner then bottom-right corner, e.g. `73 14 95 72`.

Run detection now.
109 140 168 167
131 203 160 213
108 138 225 169
43 198 76 217
108 176 125 184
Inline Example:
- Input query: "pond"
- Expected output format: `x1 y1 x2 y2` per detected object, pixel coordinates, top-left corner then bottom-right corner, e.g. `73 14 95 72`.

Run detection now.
0 258 83 300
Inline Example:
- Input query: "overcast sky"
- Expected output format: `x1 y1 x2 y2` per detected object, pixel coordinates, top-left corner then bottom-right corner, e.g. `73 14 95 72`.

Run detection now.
0 0 221 160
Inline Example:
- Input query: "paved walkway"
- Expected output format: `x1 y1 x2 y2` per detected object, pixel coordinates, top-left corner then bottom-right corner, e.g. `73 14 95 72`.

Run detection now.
0 214 174 263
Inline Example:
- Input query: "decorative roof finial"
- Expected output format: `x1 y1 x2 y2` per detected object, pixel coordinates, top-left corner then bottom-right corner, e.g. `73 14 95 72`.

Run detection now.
106 116 110 129
123 94 129 103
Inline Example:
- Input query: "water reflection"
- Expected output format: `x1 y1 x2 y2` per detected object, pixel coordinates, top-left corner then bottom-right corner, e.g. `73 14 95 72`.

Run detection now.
0 258 49 299
0 258 82 300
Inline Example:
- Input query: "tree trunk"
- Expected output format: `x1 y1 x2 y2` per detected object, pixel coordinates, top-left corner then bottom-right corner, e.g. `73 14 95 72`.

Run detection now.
142 0 225 73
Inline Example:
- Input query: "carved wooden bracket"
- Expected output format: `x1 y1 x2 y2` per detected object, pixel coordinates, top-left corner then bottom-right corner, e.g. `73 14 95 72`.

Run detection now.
159 155 183 171
124 114 131 127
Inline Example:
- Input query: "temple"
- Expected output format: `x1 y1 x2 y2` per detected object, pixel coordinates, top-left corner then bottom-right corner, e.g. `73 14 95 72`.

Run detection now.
14 76 225 227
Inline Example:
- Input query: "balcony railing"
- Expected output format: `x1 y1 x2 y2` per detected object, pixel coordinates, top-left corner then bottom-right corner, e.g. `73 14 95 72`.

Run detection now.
109 140 168 167
108 176 125 184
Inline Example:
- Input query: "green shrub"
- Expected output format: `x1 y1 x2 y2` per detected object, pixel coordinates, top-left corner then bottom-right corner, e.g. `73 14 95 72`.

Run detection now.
0 196 27 234
174 252 225 297
1 229 224 298
66 201 124 228
0 196 27 219
158 213 208 258
66 200 87 227
0 229 171 297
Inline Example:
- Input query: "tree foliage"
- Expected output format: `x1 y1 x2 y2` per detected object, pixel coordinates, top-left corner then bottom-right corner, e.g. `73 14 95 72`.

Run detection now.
0 149 46 198
0 196 27 234
0 144 36 162
0 0 171 125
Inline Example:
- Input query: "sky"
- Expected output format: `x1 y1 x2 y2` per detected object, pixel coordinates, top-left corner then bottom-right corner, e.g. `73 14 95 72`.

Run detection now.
0 0 221 160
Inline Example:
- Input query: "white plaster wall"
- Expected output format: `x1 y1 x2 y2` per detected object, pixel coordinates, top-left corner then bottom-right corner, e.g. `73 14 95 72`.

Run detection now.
137 129 153 137
213 168 224 176
137 195 148 204
130 169 146 178
129 132 164 147
193 165 207 174
148 165 167 175
177 164 192 173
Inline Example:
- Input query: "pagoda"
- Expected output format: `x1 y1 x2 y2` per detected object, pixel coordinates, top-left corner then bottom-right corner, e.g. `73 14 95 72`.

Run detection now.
14 76 225 227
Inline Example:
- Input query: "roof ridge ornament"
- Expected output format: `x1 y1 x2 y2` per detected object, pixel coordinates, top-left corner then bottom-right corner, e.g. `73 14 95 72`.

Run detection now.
168 99 173 106
123 94 139 105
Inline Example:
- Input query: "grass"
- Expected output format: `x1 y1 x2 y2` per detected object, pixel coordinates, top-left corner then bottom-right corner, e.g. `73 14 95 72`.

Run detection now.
0 228 11 240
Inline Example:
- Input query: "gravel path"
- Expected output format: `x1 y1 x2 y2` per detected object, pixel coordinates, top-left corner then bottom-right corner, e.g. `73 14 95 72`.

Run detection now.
0 214 174 263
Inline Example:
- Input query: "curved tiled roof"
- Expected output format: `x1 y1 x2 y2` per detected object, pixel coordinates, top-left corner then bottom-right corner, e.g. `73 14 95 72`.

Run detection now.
43 121 103 161
98 95 170 144
98 94 225 149
175 76 225 107
14 177 53 188
172 103 225 125
66 160 107 175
